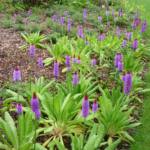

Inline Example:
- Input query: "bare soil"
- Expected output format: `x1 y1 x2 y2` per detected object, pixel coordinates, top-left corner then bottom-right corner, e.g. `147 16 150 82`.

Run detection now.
0 28 53 86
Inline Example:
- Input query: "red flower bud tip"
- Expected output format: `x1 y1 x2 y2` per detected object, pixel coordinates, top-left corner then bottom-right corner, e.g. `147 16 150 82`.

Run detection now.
33 92 37 99
84 95 88 100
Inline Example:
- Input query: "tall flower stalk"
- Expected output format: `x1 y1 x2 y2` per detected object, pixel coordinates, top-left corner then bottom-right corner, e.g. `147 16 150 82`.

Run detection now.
13 67 21 81
123 72 132 95
53 60 59 79
82 95 89 118
30 93 41 150
72 72 79 85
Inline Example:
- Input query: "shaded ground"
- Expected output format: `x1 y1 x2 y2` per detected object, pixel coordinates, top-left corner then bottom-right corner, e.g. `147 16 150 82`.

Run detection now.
0 28 52 86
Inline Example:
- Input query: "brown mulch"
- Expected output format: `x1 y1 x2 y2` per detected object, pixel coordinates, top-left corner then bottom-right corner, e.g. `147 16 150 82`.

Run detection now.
0 28 54 87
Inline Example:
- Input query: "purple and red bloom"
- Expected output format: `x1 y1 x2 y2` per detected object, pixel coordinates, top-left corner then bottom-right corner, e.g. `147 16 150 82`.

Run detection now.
77 25 84 38
114 53 123 72
65 55 71 70
13 67 21 81
37 57 44 68
92 100 98 113
122 72 132 95
29 45 36 57
72 72 79 85
16 104 23 115
141 20 147 33
132 39 138 50
82 95 89 118
30 92 41 119
53 60 59 79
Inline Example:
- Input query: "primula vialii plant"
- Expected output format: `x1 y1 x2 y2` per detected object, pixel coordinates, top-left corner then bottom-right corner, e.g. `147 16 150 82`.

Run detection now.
1 1 150 149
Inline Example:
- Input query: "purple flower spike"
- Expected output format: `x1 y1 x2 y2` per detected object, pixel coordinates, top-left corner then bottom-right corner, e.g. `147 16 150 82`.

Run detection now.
29 45 36 57
65 55 71 70
126 32 132 41
83 9 87 21
60 16 65 25
92 100 98 113
132 39 138 50
31 93 41 119
35 110 41 120
72 72 79 85
72 55 77 63
117 61 123 72
114 53 123 67
16 104 23 115
123 72 132 95
77 25 84 38
98 16 102 23
141 20 147 33
51 14 58 22
37 57 44 68
98 33 105 41
122 39 127 48
13 67 21 81
91 58 97 66
133 18 141 28
67 18 71 32
118 8 123 17
53 60 59 79
82 95 89 118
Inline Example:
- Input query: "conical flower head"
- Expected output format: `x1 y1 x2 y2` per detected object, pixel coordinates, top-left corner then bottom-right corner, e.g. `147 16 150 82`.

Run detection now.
91 58 97 66
60 16 65 25
51 14 58 22
126 32 132 41
83 9 87 21
67 18 71 32
98 33 105 41
141 20 147 33
72 55 77 63
114 53 123 67
117 61 123 72
92 100 98 113
132 39 138 50
122 39 127 48
37 57 44 68
123 72 132 95
16 103 23 115
29 45 36 57
65 55 71 70
72 72 79 85
13 67 21 81
53 60 59 79
98 16 102 23
30 92 41 119
82 95 89 118
77 25 84 38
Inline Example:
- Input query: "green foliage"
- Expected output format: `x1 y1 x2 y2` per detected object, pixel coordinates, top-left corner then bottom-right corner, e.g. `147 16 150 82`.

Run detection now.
21 32 47 48
0 111 45 150
40 92 84 147
98 87 141 141
0 15 14 28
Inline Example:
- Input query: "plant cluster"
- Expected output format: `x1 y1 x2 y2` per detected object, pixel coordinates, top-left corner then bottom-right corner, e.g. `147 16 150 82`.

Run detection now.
0 0 150 150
